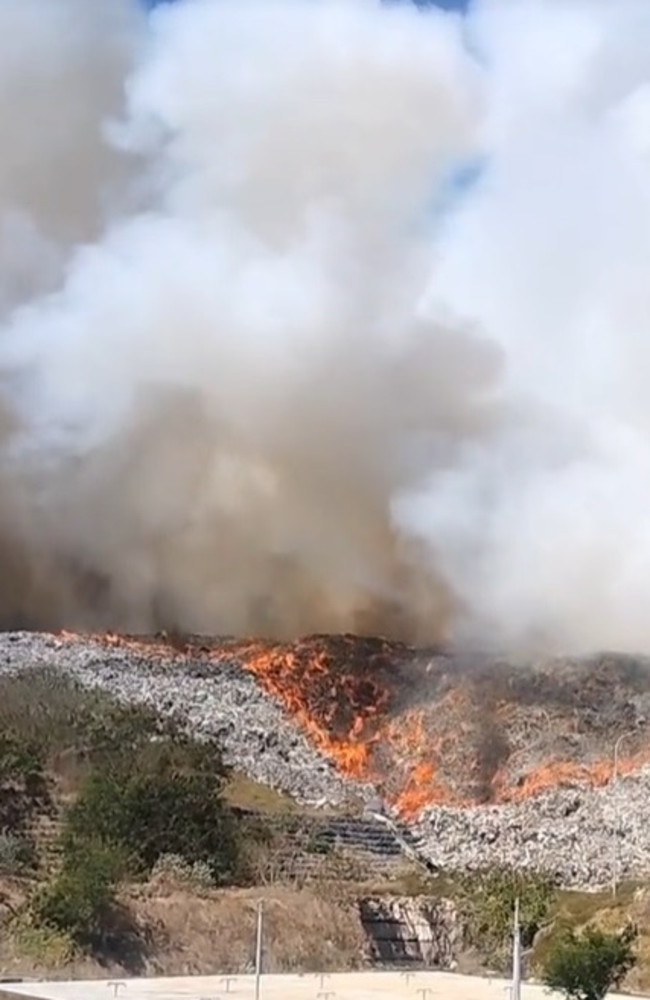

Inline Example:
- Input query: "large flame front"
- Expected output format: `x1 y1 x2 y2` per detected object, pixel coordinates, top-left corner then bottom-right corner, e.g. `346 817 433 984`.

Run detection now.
59 630 650 817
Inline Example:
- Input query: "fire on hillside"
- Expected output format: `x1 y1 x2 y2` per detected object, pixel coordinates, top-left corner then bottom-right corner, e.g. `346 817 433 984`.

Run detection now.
59 630 650 818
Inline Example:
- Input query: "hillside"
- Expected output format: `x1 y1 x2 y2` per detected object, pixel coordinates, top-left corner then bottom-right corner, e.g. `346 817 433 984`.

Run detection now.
0 639 649 985
1 630 650 886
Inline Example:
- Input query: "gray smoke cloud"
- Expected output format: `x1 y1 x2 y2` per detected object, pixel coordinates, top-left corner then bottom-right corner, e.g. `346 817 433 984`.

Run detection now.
1 0 650 653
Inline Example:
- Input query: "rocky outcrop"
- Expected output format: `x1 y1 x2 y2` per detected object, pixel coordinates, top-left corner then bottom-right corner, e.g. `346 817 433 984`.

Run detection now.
359 896 462 967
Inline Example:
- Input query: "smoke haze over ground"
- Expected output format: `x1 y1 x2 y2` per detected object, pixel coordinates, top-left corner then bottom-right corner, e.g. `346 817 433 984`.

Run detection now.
2 0 650 652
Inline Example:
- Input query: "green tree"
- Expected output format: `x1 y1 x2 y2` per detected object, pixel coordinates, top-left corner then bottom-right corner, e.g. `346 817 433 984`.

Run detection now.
63 738 241 882
541 925 638 1000
456 866 556 966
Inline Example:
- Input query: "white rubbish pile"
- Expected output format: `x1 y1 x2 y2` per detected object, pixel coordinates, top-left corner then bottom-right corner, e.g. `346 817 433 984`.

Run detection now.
1 630 649 889
0 631 365 806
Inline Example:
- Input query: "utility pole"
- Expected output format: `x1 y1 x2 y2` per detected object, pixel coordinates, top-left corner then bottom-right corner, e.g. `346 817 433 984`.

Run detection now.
254 900 264 1000
511 897 521 1000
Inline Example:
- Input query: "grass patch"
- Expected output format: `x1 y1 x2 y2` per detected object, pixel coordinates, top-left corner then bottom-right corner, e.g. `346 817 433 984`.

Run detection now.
554 883 640 922
530 883 644 974
133 884 367 973
11 920 75 967
222 774 300 814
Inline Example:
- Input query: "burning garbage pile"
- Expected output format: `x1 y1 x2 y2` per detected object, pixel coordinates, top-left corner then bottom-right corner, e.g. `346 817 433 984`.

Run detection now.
57 629 650 816
4 628 650 885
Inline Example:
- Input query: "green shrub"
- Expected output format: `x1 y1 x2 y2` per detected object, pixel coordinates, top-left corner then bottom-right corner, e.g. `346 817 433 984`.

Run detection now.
455 865 556 967
31 839 128 945
63 740 241 882
541 924 638 1000
150 853 215 889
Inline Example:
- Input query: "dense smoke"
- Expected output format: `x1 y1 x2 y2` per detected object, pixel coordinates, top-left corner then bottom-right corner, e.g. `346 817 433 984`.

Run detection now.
2 0 650 652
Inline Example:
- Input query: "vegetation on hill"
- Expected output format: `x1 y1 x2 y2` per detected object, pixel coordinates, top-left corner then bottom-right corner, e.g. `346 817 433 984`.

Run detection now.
0 667 649 986
541 924 638 1000
0 669 275 950
453 865 556 969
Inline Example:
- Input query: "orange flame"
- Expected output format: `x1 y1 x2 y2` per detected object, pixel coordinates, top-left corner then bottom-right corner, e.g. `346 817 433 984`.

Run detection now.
55 630 650 818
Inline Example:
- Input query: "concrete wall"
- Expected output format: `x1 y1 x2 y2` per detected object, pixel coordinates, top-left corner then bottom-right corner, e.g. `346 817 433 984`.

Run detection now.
360 896 462 967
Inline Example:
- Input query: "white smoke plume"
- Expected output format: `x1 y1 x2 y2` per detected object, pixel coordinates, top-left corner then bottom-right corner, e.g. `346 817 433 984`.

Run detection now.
2 0 650 653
